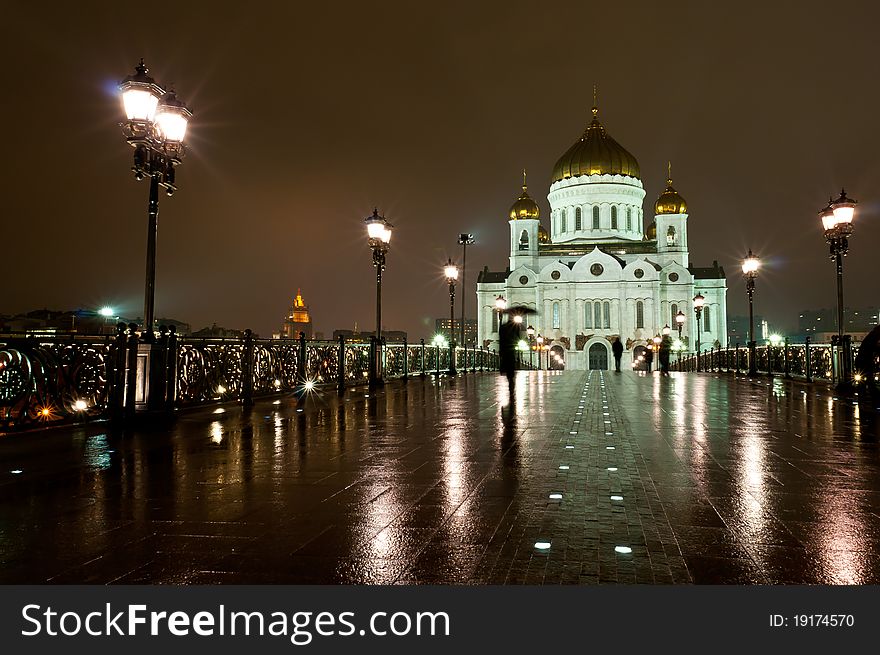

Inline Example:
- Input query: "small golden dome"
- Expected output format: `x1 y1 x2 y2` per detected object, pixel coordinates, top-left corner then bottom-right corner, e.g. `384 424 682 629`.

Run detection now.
551 105 640 183
654 163 687 215
645 220 657 240
538 224 550 243
509 169 540 220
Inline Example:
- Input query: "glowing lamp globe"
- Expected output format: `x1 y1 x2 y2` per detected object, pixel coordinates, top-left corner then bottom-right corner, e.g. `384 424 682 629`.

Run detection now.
693 293 705 309
444 260 459 281
154 91 192 143
675 310 686 326
742 251 760 275
830 189 857 225
120 61 163 122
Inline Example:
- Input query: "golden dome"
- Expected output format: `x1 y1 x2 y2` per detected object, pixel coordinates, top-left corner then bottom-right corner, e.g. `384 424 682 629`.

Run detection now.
551 106 640 183
509 169 540 220
538 224 550 243
654 163 688 215
645 220 657 240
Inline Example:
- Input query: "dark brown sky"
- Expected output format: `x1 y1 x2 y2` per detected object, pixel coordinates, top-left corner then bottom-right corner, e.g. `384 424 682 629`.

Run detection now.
3 1 878 339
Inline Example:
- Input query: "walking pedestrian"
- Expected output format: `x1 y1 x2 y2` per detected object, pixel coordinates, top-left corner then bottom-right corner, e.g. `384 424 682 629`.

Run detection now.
611 337 623 372
498 315 522 401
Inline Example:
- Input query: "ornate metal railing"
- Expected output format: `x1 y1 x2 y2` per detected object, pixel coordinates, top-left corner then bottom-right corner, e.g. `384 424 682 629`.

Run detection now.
1 328 501 432
673 341 847 383
0 333 123 431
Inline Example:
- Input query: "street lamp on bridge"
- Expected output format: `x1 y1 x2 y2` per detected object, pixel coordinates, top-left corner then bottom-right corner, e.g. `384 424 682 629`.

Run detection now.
820 190 857 390
693 293 705 372
742 249 760 377
457 234 475 349
119 60 192 342
526 325 535 369
365 209 393 384
675 310 686 367
536 334 544 370
444 259 459 375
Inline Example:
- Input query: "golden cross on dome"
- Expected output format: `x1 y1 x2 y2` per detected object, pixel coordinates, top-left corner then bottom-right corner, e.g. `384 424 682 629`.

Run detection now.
522 168 527 191
667 161 673 186
592 84 599 116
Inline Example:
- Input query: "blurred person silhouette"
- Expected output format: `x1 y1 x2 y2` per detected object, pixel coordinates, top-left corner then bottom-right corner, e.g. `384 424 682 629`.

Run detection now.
499 307 532 404
612 337 623 372
659 334 672 375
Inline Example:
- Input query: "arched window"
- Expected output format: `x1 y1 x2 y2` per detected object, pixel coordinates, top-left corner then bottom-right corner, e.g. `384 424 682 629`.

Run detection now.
575 207 582 230
666 226 676 246
603 301 611 328
636 301 644 329
611 206 618 229
626 207 632 231
518 229 529 250
584 302 592 329
594 303 602 330
552 302 560 329
703 306 711 332
561 209 567 233
671 303 678 327
592 206 600 229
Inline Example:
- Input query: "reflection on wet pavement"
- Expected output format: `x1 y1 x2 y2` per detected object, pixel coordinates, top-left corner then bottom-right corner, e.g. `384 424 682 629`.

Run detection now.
0 370 878 584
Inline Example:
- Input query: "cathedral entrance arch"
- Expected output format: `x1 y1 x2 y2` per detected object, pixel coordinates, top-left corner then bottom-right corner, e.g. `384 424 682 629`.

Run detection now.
632 345 648 371
588 342 609 370
549 345 565 370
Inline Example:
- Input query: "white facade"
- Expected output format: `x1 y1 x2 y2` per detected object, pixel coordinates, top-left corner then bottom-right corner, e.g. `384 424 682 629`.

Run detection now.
477 113 727 370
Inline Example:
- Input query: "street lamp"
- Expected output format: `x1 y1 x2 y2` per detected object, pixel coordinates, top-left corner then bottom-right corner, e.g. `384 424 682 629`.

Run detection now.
675 310 686 367
742 249 760 376
458 234 475 349
652 335 662 371
526 325 535 369
119 60 192 342
444 259 459 374
536 334 544 370
365 208 393 384
821 190 857 389
693 293 705 372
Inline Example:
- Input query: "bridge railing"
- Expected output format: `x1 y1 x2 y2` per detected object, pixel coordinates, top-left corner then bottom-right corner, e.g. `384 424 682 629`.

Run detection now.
672 341 845 383
1 327 500 432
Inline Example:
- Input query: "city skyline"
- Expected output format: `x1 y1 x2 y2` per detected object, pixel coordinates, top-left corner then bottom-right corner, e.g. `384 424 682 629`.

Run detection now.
2 2 879 341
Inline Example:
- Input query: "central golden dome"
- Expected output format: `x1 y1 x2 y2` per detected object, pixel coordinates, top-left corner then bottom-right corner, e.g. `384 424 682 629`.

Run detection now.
551 106 640 183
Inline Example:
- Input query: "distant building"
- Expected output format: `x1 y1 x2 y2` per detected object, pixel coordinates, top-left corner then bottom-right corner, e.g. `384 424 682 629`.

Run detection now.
0 309 190 336
434 318 478 346
191 323 247 339
727 314 767 345
332 327 407 343
796 306 878 344
277 289 313 339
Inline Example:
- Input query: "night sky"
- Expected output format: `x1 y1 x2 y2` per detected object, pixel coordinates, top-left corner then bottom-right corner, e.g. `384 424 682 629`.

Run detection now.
3 2 878 340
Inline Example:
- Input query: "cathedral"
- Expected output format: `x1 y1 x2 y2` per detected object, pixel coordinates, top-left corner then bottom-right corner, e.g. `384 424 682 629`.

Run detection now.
476 104 727 370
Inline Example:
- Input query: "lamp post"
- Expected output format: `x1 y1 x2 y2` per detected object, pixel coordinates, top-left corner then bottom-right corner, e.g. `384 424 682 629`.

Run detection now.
693 293 705 372
365 209 393 384
495 295 507 345
458 234 475 349
444 259 459 374
742 249 760 377
652 335 662 371
526 325 535 369
119 60 192 342
536 334 544 370
675 310 686 368
820 190 857 389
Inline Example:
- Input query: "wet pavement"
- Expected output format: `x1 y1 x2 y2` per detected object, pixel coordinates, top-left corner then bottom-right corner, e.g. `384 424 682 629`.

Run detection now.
1 370 879 584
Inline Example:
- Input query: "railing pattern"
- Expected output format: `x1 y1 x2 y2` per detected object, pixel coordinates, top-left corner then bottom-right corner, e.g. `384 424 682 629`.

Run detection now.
0 335 120 430
673 342 843 382
0 329 500 432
